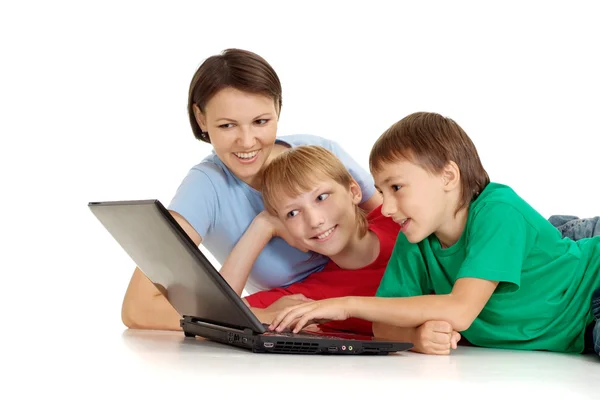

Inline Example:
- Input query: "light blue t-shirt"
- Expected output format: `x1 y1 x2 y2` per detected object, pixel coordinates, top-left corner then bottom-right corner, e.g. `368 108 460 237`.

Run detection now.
168 134 377 294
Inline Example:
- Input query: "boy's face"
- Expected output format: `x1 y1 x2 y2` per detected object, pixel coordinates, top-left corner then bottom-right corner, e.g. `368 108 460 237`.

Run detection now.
273 178 362 257
373 159 449 243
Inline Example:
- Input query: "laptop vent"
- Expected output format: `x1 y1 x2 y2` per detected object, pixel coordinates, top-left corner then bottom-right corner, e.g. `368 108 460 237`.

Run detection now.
273 341 320 354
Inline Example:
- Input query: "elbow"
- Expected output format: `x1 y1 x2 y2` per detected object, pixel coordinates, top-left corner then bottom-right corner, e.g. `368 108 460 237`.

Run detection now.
450 309 476 332
121 300 137 329
121 297 146 329
451 318 472 332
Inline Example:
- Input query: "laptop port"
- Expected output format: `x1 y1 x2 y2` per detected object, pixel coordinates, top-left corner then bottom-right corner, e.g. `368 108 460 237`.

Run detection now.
328 346 338 352
264 342 274 348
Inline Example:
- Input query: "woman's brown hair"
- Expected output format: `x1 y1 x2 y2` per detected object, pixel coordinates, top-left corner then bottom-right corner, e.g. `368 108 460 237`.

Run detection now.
187 48 283 143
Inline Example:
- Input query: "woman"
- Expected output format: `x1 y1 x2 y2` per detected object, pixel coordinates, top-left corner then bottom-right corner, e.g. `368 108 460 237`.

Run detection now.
121 49 381 330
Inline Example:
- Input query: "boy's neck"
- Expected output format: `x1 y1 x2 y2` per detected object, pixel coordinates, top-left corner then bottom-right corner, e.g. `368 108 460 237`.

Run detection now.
330 228 380 270
435 206 469 249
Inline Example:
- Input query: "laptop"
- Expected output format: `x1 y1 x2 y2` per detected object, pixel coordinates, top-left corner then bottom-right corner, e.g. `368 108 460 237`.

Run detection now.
89 199 413 355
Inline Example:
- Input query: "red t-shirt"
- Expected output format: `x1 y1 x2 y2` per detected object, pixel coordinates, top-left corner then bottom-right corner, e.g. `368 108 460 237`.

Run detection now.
244 205 400 335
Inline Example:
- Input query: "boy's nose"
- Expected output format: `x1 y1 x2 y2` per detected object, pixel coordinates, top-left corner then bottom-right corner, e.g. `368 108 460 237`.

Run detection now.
307 210 325 229
381 198 397 218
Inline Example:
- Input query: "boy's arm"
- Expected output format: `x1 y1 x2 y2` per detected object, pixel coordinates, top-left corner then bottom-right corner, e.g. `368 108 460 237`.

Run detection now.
355 205 525 332
372 322 416 342
271 277 497 333
351 277 498 331
219 213 275 296
374 321 461 355
221 210 311 296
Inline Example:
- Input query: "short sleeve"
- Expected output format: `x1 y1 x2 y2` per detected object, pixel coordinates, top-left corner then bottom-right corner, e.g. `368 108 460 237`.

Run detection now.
376 235 432 298
167 166 218 240
457 203 530 293
326 140 376 204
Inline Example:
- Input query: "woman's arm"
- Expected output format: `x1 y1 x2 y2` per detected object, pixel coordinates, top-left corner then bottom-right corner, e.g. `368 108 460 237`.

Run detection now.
120 211 201 330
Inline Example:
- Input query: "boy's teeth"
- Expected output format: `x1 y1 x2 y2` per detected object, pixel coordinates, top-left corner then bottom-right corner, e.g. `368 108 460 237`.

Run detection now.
235 150 258 159
316 227 335 239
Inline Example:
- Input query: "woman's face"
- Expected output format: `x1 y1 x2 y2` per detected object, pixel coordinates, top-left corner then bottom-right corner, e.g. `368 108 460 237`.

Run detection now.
195 87 279 187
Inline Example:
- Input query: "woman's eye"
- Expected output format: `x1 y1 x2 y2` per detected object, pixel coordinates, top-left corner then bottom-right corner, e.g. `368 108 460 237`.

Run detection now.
317 193 329 201
392 185 402 192
218 123 234 129
287 210 299 218
255 119 269 125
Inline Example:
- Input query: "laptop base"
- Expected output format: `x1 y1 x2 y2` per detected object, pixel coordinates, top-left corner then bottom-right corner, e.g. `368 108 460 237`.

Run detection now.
181 316 411 355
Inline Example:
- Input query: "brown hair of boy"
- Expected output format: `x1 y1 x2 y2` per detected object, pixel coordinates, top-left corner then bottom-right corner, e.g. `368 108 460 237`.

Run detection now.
369 112 490 213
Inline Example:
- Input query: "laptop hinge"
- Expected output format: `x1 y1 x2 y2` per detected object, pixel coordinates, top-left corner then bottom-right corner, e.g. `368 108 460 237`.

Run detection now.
182 315 261 334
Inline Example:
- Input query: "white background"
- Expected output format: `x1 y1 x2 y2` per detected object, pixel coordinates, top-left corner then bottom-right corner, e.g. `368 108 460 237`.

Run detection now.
1 0 598 396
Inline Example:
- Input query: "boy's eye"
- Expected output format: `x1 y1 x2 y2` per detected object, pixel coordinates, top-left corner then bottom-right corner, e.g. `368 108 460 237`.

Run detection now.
391 184 402 192
317 193 329 201
255 119 269 125
218 123 234 129
287 210 299 218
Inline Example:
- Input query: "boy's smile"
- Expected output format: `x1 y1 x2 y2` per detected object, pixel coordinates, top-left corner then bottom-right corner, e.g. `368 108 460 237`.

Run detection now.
275 181 358 256
373 158 464 247
311 225 338 242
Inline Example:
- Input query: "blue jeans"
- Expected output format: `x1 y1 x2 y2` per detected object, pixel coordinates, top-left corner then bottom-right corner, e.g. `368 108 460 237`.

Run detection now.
549 215 600 356
592 288 600 356
548 215 600 241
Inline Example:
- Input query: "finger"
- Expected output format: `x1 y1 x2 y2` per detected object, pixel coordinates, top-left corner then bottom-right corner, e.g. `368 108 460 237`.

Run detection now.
431 321 453 333
420 344 451 355
431 340 453 352
291 312 325 333
430 332 453 345
269 305 301 330
292 313 312 333
451 332 461 349
276 304 314 332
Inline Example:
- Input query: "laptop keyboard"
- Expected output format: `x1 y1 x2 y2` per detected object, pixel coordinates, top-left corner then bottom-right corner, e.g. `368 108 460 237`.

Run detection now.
260 323 347 339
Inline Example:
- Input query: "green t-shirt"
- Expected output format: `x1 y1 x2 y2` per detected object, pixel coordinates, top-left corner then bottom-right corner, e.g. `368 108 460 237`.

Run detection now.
376 182 600 353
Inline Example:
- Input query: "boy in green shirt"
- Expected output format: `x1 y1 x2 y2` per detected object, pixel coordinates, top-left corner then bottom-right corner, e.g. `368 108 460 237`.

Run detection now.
269 112 600 356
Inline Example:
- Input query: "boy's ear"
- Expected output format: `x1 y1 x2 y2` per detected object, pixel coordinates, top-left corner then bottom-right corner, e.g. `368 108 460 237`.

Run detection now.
193 104 207 132
349 180 363 205
442 161 460 191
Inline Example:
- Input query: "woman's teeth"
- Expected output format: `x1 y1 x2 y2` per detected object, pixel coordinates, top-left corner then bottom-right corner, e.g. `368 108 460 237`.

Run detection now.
316 226 335 240
234 150 258 159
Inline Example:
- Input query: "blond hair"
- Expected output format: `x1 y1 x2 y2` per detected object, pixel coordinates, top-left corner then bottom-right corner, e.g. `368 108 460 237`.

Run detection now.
261 145 368 237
